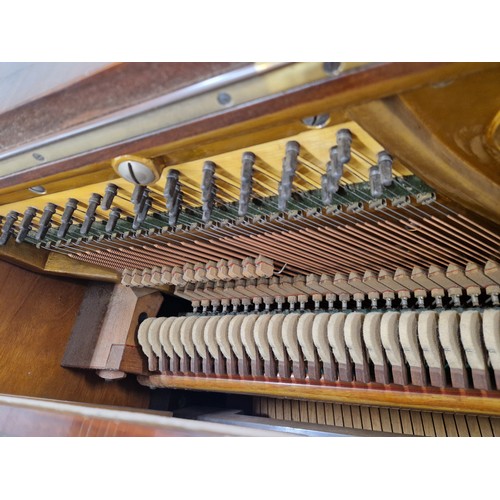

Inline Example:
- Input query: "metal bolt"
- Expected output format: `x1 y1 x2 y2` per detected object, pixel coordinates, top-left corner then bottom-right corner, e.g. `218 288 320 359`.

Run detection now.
217 92 232 106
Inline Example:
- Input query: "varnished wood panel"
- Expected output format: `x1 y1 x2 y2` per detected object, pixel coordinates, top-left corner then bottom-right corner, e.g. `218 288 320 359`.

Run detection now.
0 395 282 437
143 374 500 416
0 260 149 408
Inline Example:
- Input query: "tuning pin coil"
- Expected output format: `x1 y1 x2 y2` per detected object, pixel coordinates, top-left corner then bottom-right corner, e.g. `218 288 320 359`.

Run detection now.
238 152 255 217
336 129 352 164
201 161 216 223
0 211 20 245
57 198 79 239
80 193 102 236
106 207 122 233
369 165 383 198
36 203 57 241
101 184 118 210
377 151 393 186
16 207 38 243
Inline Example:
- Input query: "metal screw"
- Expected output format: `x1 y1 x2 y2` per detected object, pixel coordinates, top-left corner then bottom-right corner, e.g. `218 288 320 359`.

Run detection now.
301 113 330 129
28 185 46 195
217 92 232 106
323 62 341 75
32 152 45 162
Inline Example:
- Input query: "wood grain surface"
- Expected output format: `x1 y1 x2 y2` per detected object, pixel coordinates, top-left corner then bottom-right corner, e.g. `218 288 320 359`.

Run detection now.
0 260 149 408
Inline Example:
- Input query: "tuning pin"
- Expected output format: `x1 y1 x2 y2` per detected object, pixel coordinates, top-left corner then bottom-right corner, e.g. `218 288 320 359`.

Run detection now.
201 161 216 223
80 193 102 235
164 169 180 212
131 184 146 209
377 151 393 186
35 203 57 241
105 207 122 233
369 165 383 198
57 198 79 239
101 184 118 210
329 147 344 180
133 194 152 230
321 174 333 205
238 152 255 217
0 211 20 245
336 129 352 164
283 141 300 175
169 189 182 227
278 142 300 211
16 207 38 243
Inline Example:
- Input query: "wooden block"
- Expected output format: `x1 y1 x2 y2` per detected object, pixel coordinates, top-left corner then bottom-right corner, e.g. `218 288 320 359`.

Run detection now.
275 399 284 420
477 416 494 437
380 408 392 433
63 284 163 372
351 405 362 429
370 407 383 432
432 413 447 437
454 414 470 437
390 408 403 435
342 405 353 428
465 415 481 437
443 413 458 437
400 410 414 435
491 417 500 437
410 410 425 436
421 412 436 437
291 400 301 422
299 400 309 423
316 402 326 425
324 403 335 426
307 401 318 424
283 400 292 421
361 406 372 430
333 404 344 427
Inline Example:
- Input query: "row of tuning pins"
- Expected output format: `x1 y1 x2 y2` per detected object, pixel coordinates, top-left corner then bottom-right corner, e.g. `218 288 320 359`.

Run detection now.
0 183 155 245
320 129 394 205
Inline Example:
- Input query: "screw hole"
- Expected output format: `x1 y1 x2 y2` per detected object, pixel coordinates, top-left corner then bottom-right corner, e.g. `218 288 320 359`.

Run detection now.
301 113 330 129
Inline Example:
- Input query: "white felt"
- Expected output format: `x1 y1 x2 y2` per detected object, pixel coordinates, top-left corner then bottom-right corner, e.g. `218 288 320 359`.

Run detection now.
228 315 246 360
328 313 348 364
344 312 365 365
380 311 403 365
159 317 178 358
438 310 464 369
191 316 212 359
254 314 273 362
460 310 487 370
417 311 442 368
179 316 199 358
296 313 317 362
312 313 332 363
215 315 235 360
204 316 222 360
399 311 422 367
267 314 287 362
169 317 188 359
137 317 155 360
148 317 168 358
240 315 259 360
483 309 500 370
282 313 302 363
362 312 384 366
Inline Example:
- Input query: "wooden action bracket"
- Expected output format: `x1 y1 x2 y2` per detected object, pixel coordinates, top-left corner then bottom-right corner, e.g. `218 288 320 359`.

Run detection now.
62 282 163 380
